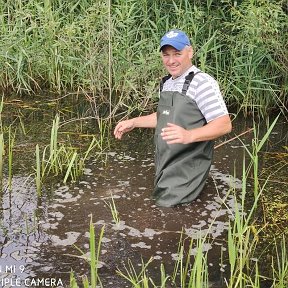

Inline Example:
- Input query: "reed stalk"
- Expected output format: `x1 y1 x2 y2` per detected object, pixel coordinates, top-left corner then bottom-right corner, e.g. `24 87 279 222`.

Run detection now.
35 144 41 196
108 0 112 122
104 193 120 225
171 232 209 288
241 115 280 198
116 258 154 287
63 151 77 184
8 126 15 190
0 133 4 187
272 236 288 288
0 95 3 133
50 114 60 175
36 114 98 184
69 271 79 288
69 215 105 288
40 134 98 185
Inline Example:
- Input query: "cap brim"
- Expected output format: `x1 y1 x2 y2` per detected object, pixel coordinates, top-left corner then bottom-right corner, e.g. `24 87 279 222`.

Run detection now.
160 40 186 51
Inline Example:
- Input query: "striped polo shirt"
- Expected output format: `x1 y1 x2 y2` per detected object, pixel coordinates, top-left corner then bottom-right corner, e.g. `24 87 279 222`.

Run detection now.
161 65 228 123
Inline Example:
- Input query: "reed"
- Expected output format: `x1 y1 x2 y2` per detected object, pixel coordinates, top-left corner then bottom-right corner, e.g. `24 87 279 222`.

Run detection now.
69 271 79 288
49 114 60 175
116 258 154 288
116 234 209 288
89 215 104 288
72 188 287 288
8 125 15 189
63 151 78 184
69 215 105 288
241 114 280 198
37 115 100 185
0 133 4 187
272 236 288 288
171 233 209 288
0 95 3 133
104 193 120 225
0 1 286 117
35 144 41 196
225 158 260 288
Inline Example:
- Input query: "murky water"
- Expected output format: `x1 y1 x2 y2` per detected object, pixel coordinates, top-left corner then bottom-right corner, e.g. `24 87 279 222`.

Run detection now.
0 101 287 288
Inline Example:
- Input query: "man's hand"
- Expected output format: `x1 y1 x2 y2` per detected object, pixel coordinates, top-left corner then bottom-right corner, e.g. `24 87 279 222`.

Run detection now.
114 119 135 140
161 123 191 144
114 113 158 140
161 115 232 145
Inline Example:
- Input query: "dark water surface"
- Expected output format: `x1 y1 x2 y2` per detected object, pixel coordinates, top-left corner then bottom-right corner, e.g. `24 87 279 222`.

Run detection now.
0 103 287 287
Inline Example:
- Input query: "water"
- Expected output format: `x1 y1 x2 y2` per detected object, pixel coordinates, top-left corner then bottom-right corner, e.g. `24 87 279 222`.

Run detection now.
0 101 287 287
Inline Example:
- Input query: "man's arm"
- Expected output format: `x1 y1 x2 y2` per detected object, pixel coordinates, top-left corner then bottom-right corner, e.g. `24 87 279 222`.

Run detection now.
161 115 232 144
114 112 157 140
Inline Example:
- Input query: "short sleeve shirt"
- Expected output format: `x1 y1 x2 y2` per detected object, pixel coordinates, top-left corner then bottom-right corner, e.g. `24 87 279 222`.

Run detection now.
161 66 229 123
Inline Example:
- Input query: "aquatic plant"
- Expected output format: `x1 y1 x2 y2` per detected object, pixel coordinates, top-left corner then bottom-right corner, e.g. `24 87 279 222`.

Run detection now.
0 95 3 133
171 233 209 288
0 133 4 186
104 193 120 225
114 153 287 287
49 114 60 175
69 215 105 288
272 236 288 288
8 125 15 189
224 157 262 288
89 215 104 288
116 258 155 288
36 114 100 185
35 144 41 196
241 114 280 198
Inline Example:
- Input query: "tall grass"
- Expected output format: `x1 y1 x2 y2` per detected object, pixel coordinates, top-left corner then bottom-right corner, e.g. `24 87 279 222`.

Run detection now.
0 0 286 117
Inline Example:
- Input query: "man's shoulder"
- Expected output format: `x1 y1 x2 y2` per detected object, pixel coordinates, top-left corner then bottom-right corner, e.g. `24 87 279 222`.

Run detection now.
192 69 217 86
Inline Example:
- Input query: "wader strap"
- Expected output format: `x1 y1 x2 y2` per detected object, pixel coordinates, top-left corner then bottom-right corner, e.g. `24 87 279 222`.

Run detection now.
160 74 172 92
181 71 201 95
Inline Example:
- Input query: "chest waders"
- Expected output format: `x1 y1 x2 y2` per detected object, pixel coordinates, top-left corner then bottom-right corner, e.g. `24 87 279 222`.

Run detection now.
152 71 214 207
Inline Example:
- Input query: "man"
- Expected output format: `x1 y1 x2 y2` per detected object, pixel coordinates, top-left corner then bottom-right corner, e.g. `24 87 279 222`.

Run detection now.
114 29 232 207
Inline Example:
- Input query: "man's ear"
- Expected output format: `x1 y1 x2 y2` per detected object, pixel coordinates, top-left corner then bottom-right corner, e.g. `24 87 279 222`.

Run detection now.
188 46 193 59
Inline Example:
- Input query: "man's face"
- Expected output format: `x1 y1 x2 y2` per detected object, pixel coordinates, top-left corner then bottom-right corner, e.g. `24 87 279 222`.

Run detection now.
161 45 193 79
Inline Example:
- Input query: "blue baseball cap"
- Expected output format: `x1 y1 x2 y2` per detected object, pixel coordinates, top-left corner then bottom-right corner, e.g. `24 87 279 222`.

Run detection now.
160 29 191 51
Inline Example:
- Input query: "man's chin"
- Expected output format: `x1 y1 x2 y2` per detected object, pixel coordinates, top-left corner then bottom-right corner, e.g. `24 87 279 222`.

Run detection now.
170 73 181 79
169 69 181 78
